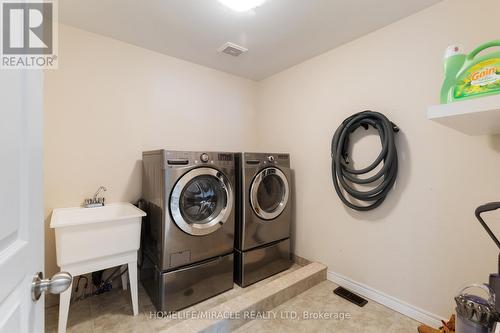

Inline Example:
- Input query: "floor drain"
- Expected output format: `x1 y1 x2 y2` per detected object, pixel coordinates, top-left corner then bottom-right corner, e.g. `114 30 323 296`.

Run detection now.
333 287 368 307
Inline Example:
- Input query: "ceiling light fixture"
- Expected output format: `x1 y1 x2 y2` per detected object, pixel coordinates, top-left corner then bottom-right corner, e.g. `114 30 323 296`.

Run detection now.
218 0 267 12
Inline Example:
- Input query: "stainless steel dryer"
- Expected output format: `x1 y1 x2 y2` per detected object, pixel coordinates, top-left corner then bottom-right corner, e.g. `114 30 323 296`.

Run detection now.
140 150 235 311
235 152 292 287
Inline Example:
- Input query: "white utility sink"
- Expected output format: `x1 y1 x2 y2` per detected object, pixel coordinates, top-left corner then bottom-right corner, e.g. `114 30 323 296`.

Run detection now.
51 202 146 266
51 202 146 227
50 202 146 333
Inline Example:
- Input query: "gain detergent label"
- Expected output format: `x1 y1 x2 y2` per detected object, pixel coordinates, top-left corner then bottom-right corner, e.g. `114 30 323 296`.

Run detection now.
454 58 500 99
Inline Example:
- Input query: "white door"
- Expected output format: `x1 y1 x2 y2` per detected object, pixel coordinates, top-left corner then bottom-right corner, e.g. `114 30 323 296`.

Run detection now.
0 69 45 332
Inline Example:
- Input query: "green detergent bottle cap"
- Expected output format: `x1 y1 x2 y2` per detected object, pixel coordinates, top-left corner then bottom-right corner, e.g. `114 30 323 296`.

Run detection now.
444 45 463 59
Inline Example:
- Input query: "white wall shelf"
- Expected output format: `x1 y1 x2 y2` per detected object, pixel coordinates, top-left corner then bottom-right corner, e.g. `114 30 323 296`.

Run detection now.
427 94 500 135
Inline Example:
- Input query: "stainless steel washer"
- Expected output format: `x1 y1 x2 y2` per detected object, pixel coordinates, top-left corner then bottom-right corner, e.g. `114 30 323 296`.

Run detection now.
170 167 233 236
140 150 235 311
235 152 292 287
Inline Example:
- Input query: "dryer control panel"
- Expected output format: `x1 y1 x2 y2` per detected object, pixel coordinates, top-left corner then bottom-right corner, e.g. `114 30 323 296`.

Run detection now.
243 152 290 169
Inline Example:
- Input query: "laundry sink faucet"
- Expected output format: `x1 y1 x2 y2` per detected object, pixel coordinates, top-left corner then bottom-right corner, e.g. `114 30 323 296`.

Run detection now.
83 186 107 208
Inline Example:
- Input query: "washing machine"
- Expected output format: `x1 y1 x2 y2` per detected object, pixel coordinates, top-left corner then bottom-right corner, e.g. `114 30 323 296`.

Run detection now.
234 152 292 287
140 150 235 311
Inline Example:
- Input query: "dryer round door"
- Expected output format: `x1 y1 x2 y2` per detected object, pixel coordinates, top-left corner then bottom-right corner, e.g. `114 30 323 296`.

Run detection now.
250 167 289 220
170 167 233 236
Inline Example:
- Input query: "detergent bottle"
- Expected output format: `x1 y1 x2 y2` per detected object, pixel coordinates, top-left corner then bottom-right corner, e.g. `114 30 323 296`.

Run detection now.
440 41 500 104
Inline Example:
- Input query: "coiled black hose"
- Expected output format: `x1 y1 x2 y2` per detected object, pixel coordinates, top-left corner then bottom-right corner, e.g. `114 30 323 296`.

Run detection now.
331 111 399 211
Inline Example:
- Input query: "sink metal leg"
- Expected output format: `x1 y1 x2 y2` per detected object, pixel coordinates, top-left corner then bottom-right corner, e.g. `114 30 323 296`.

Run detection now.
121 264 128 290
128 261 138 316
58 279 72 333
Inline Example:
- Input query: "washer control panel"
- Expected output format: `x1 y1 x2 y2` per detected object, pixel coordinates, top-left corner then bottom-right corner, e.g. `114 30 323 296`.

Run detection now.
162 151 235 168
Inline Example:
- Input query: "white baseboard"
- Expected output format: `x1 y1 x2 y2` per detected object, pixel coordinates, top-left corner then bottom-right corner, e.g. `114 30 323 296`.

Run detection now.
327 270 443 328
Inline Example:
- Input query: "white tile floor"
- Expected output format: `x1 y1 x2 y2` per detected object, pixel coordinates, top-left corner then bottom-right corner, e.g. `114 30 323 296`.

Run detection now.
235 280 420 333
46 274 420 332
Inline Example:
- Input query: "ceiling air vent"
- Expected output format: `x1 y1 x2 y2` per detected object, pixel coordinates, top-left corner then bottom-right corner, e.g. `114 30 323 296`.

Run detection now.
218 42 248 57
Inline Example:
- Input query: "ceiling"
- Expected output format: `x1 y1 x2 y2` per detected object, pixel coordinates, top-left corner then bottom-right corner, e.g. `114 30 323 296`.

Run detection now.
60 0 441 81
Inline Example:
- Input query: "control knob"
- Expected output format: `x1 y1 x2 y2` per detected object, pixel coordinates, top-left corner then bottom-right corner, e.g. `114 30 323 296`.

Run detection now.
200 153 209 163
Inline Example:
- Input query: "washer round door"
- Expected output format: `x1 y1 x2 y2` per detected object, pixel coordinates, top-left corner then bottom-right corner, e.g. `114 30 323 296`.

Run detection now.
250 167 289 220
170 167 233 236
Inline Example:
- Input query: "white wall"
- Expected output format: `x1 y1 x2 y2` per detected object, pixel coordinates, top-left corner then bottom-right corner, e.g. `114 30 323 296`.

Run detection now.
256 0 500 319
44 25 257 280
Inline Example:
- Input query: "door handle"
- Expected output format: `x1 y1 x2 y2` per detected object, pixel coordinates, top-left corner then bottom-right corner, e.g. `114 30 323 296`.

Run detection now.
31 271 72 301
